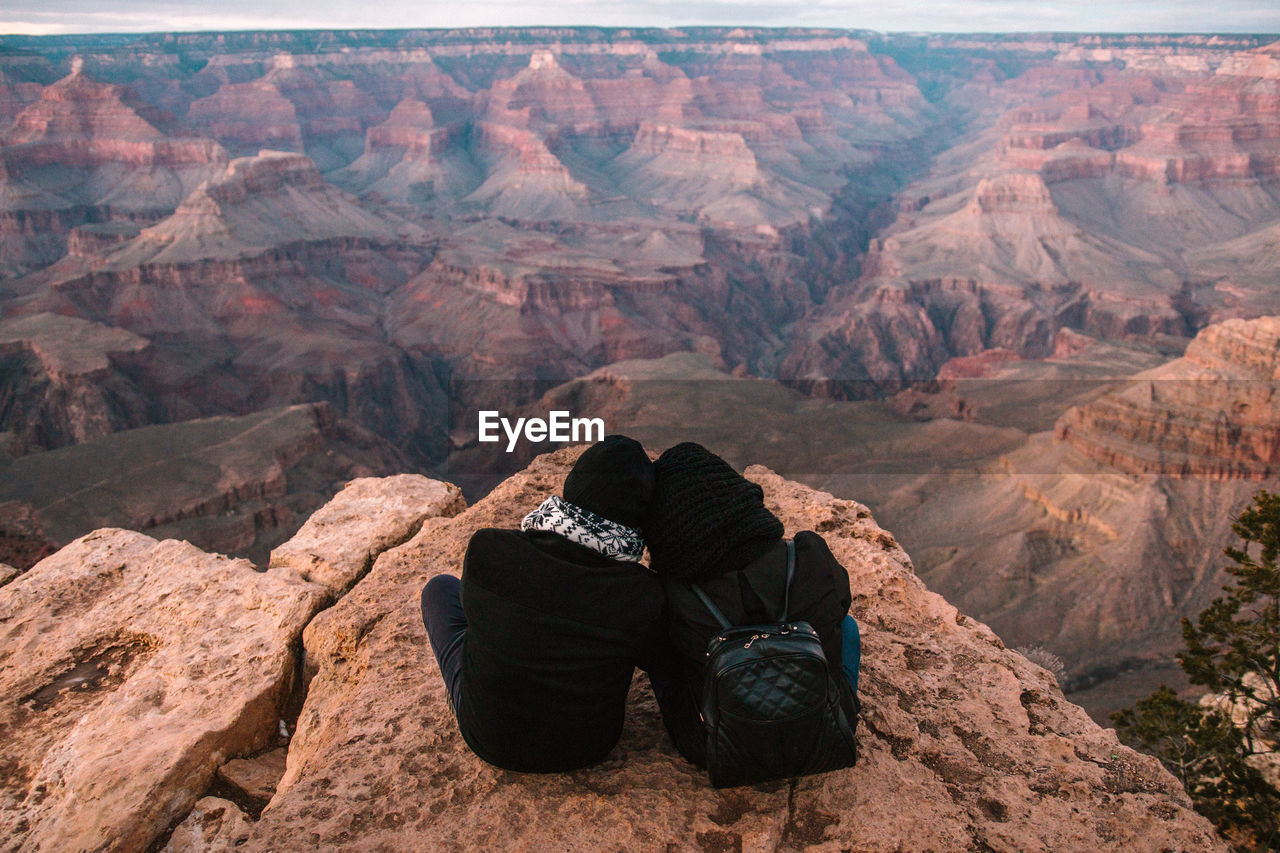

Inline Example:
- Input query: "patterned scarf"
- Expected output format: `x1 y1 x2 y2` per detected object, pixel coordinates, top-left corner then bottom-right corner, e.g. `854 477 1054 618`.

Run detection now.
520 495 646 563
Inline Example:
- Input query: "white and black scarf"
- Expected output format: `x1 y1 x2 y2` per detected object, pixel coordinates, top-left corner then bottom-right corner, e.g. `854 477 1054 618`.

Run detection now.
520 495 646 563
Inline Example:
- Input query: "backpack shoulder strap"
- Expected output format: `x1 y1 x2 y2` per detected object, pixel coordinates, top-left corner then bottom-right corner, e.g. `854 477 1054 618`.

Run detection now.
690 583 732 631
691 538 796 629
779 538 796 622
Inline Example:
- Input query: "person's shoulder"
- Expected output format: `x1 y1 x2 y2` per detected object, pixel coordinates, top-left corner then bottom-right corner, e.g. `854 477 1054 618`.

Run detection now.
466 527 523 548
467 527 522 541
792 530 849 578
463 528 529 568
791 530 851 609
792 530 837 559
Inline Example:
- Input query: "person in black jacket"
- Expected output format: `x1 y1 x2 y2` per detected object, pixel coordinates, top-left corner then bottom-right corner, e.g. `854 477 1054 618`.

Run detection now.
643 441 861 768
420 434 694 772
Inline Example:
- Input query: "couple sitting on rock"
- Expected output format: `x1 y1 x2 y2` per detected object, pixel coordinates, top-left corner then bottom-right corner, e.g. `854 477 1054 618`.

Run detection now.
420 436 861 781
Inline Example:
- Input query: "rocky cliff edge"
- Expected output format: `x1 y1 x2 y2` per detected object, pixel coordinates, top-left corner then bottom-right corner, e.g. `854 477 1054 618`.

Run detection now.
0 447 1224 852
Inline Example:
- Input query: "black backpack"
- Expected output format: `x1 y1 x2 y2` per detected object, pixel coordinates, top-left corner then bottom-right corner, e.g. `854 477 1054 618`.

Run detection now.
690 539 858 788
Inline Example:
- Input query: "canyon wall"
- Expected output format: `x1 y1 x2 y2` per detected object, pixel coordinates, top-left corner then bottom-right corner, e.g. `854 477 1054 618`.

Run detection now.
782 36 1280 395
861 317 1280 718
0 28 940 471
1056 316 1280 480
0 403 410 568
3 29 1278 446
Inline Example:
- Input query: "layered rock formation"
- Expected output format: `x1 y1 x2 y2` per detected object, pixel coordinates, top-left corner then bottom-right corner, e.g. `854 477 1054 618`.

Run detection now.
3 28 1277 445
1 29 935 435
0 54 55 126
850 318 1280 717
103 149 416 266
0 403 411 566
782 36 1280 395
1 66 220 174
186 81 306 156
0 64 227 276
9 148 447 465
1056 316 1280 479
0 312 151 454
0 447 1226 851
884 438 1265 719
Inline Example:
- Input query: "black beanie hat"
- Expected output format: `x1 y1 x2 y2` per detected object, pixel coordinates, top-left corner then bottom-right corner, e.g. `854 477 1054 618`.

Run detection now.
644 442 784 581
562 434 655 530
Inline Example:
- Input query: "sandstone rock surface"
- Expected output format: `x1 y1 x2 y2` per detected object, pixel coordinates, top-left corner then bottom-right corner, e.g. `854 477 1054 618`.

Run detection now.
217 748 288 805
0 501 55 572
243 447 1224 852
269 473 465 595
162 797 253 853
0 529 327 852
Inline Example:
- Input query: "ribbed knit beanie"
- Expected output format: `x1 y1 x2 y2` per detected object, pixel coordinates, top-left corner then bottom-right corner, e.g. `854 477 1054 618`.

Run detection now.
561 434 655 530
644 442 784 581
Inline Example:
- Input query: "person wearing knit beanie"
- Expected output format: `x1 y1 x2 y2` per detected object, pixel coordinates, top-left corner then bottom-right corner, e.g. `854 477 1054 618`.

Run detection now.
643 442 861 771
562 434 654 530
645 442 784 581
419 435 690 773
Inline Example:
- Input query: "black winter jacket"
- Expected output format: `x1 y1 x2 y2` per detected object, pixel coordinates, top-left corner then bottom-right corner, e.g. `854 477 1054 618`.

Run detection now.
455 527 668 772
661 530 855 766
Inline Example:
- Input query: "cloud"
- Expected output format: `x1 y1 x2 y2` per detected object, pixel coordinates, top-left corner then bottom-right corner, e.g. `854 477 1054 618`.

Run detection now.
0 0 1277 35
0 6 340 34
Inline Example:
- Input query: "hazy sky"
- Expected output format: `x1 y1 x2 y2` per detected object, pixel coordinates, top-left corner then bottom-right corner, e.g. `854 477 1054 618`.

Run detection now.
1 0 1278 36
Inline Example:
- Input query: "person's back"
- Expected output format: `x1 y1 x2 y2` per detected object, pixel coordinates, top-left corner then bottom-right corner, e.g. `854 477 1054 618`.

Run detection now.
421 435 669 772
642 442 861 771
454 526 664 771
660 531 851 682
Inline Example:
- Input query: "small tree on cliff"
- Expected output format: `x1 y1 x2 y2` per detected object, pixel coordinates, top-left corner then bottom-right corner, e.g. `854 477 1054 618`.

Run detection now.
1113 490 1280 852
1181 491 1280 755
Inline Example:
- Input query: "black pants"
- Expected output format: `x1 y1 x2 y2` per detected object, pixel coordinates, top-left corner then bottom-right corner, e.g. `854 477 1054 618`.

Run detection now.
421 574 467 713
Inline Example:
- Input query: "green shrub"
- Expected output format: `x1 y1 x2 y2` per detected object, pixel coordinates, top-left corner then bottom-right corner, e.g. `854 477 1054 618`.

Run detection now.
1113 490 1280 852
